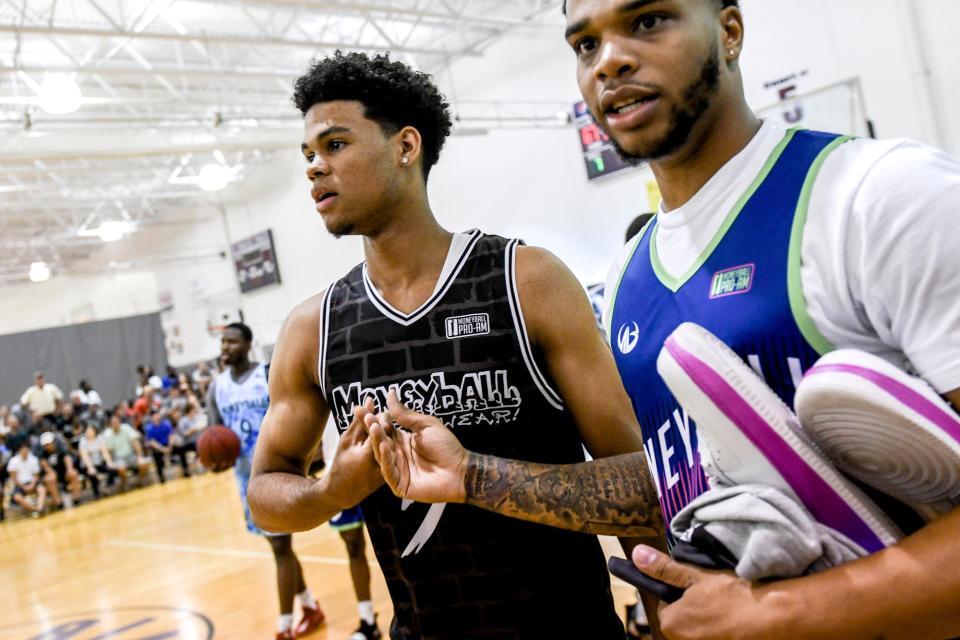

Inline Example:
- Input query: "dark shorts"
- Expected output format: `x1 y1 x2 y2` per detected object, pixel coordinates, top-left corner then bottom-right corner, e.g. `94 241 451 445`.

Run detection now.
13 484 38 497
330 506 363 532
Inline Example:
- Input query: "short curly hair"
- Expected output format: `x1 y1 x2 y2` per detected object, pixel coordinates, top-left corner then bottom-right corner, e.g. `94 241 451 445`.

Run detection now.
293 51 453 180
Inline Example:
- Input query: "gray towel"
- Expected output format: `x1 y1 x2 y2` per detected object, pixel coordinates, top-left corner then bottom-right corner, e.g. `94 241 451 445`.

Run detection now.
670 484 866 581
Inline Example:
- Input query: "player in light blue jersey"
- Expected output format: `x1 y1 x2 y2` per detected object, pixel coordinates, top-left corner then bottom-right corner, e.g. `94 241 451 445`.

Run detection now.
207 323 325 640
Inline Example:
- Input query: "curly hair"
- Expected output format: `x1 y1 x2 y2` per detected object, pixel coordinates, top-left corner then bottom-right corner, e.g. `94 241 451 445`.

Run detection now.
292 51 453 180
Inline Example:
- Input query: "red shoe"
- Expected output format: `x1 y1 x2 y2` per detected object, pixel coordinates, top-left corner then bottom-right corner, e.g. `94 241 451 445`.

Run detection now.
275 631 294 640
294 603 325 637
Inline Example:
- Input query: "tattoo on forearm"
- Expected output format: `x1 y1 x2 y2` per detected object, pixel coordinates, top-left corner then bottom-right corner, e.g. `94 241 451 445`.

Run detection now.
463 452 665 538
471 455 488 498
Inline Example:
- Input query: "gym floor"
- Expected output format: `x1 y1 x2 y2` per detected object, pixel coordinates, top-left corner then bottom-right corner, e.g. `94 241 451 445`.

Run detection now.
1 471 636 639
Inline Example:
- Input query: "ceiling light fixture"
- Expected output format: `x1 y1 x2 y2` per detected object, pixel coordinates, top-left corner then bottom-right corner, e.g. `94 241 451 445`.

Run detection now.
97 220 128 242
37 74 82 115
29 261 51 282
198 163 232 192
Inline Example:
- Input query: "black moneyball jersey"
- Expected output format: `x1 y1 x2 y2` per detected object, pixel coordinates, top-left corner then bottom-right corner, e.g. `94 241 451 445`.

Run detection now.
320 231 623 640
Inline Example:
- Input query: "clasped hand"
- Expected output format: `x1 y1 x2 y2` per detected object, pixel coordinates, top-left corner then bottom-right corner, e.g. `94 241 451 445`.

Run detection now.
349 389 471 505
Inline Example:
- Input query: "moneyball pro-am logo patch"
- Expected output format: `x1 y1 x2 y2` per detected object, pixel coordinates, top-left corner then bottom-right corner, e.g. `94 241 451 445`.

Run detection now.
445 313 491 339
710 263 755 299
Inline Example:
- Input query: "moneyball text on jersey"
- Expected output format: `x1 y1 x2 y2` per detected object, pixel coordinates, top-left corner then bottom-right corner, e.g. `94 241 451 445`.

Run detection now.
319 231 622 640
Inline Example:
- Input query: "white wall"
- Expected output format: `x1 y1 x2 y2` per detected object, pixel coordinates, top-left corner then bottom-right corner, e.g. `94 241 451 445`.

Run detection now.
0 271 159 335
5 0 960 359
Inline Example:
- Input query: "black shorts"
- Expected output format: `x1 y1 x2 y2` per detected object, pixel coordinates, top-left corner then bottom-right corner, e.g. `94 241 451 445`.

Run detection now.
13 484 38 497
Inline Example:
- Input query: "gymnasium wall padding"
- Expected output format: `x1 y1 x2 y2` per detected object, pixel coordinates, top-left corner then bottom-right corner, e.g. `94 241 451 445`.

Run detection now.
0 312 168 408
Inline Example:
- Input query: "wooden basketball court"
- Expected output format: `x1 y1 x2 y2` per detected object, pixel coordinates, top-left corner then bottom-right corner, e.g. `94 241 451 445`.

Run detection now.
1 472 635 639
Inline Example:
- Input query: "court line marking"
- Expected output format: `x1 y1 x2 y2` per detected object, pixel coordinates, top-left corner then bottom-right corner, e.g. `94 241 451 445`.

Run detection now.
107 539 368 566
107 539 637 588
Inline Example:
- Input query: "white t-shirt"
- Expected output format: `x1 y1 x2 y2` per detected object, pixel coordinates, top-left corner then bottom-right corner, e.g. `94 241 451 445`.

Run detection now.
7 453 41 485
71 389 103 406
604 120 960 394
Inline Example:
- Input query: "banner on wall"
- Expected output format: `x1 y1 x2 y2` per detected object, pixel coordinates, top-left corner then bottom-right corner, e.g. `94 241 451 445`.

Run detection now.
231 229 282 294
573 101 637 181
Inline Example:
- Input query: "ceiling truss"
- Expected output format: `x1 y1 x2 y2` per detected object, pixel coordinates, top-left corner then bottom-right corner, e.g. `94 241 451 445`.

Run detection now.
0 0 564 283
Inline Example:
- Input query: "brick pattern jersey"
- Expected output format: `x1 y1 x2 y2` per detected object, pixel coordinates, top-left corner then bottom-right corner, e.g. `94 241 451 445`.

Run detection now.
320 230 623 640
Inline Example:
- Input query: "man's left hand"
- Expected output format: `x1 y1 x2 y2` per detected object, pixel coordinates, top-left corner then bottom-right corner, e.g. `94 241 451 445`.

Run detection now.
632 545 794 640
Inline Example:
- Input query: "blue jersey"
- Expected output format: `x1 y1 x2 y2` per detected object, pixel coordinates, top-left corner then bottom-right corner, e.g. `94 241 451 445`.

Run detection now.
213 363 269 461
608 129 849 539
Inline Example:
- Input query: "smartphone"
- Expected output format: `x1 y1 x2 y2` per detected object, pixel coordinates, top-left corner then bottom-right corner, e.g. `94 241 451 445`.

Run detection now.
608 557 685 604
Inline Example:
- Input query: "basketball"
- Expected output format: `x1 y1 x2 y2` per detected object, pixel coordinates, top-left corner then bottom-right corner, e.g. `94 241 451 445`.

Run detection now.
197 425 241 471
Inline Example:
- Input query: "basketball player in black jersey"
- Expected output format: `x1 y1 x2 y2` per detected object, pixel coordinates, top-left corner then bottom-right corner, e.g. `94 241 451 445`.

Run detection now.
247 51 665 639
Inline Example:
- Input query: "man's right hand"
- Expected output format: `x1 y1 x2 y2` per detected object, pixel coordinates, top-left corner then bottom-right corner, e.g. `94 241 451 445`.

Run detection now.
318 398 385 508
365 390 470 504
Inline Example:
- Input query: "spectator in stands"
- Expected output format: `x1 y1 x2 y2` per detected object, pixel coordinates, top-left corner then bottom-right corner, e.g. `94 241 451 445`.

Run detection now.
163 387 188 414
29 410 54 436
191 360 213 397
5 415 31 455
177 372 197 397
131 386 154 430
114 400 133 423
173 403 205 477
0 436 10 521
70 379 103 411
38 431 81 508
135 366 163 396
146 366 163 390
162 366 178 392
77 425 111 499
145 410 173 484
103 413 148 491
7 442 46 517
20 371 63 419
135 365 148 396
0 405 8 427
50 403 81 444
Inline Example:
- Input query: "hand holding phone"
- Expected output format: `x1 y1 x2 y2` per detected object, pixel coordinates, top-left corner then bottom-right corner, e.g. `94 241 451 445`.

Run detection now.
608 556 686 604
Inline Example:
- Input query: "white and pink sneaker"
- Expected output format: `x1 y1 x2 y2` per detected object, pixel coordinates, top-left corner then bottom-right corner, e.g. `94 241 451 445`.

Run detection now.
657 323 901 554
796 349 960 512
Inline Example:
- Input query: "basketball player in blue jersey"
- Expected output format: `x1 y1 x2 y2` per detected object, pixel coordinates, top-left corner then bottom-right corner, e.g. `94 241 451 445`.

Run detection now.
207 323 326 640
246 51 665 639
361 1 960 638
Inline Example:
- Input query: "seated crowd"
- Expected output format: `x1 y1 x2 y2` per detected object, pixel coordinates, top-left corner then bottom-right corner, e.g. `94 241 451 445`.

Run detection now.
0 361 217 521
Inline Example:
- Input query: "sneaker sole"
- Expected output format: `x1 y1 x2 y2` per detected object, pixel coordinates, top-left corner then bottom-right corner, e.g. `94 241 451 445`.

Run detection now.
658 323 901 553
796 350 960 506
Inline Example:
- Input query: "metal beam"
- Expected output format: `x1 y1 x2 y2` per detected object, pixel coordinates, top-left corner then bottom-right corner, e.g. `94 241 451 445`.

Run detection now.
0 63 301 79
194 0 559 30
0 23 482 56
0 139 295 163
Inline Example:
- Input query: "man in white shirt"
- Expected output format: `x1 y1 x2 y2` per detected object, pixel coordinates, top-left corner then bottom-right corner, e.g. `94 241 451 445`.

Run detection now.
20 372 63 419
7 443 46 517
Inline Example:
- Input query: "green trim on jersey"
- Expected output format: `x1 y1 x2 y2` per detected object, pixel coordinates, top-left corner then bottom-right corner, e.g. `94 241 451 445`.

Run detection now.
603 217 655 342
788 134 854 355
649 128 798 293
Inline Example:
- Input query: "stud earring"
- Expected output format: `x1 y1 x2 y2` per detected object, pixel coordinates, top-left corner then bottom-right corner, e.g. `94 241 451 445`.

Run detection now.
729 49 737 56
401 157 409 165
